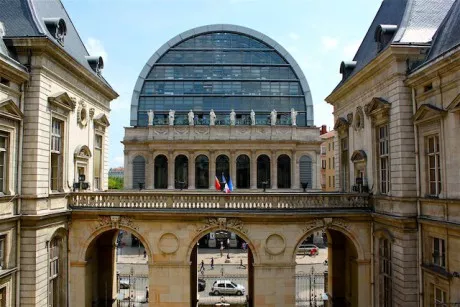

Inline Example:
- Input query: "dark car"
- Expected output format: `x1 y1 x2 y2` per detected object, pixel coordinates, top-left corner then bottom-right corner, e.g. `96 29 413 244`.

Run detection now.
198 278 206 292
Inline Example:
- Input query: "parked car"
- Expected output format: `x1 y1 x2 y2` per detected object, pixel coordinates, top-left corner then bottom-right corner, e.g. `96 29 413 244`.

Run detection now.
211 280 245 296
297 243 319 256
198 278 206 292
119 278 130 289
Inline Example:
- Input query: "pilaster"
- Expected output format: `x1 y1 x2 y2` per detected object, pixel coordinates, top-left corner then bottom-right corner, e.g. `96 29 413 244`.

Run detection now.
250 150 257 189
271 151 278 189
188 151 195 189
149 263 190 306
253 263 295 307
209 150 216 189
168 151 174 189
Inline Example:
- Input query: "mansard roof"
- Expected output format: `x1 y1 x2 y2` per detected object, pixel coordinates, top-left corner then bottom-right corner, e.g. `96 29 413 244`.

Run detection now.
335 0 455 87
0 0 112 89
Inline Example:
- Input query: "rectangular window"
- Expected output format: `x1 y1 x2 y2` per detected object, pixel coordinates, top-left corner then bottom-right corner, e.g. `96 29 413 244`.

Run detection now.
51 119 63 192
432 237 445 268
328 176 331 187
0 235 5 270
0 135 7 194
434 286 446 306
332 157 335 169
427 135 441 196
49 238 61 307
378 125 390 194
94 134 103 190
322 160 326 169
379 238 392 307
333 176 335 188
328 158 331 169
341 137 349 191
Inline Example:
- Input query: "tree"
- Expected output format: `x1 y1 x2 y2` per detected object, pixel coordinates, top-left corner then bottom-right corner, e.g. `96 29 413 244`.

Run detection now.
108 177 124 189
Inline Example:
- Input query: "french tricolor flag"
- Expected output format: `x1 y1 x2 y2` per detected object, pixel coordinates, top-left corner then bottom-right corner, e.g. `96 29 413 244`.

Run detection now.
214 176 221 191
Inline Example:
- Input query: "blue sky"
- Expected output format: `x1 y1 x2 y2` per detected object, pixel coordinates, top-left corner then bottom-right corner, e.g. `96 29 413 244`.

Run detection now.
62 0 382 168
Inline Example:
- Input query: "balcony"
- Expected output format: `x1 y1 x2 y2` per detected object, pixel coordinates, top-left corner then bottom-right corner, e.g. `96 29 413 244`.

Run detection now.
68 191 370 213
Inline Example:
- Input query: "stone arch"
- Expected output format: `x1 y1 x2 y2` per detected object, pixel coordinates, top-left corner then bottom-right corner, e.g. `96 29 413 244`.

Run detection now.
186 226 260 264
49 226 68 242
255 151 271 160
373 228 395 242
173 151 191 160
79 225 153 264
292 222 365 263
129 151 149 163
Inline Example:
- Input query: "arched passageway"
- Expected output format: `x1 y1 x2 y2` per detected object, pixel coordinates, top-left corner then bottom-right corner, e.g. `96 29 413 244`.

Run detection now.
236 154 250 189
195 155 209 189
294 228 359 306
154 154 168 189
175 154 189 189
84 229 149 306
277 154 291 188
257 155 270 188
190 230 254 306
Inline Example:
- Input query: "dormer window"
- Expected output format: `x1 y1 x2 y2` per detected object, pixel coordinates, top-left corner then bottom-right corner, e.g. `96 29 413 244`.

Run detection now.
85 56 104 74
43 18 67 45
375 24 397 52
340 61 357 81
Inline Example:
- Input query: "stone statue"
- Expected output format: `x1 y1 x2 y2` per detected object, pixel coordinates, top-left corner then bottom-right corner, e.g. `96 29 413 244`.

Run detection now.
290 108 298 126
147 110 154 126
270 109 277 126
168 109 175 126
230 109 236 126
188 110 194 126
250 109 255 126
210 109 216 126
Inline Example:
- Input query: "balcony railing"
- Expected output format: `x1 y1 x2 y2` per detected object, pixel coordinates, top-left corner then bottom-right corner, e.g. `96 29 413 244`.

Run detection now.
69 191 370 211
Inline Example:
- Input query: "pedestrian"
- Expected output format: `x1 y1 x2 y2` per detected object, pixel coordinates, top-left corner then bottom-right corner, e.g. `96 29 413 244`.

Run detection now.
210 257 214 270
226 238 230 249
240 259 246 269
145 286 149 303
200 260 204 272
143 250 147 259
220 245 224 257
220 265 224 277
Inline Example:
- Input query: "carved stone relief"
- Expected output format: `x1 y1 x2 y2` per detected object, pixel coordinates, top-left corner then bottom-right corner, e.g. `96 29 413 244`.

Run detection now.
265 234 285 255
195 217 248 234
96 215 139 231
158 233 179 254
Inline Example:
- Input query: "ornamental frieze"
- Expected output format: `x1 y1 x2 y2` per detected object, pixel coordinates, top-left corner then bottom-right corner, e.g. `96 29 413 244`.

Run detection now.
96 215 138 231
195 217 248 234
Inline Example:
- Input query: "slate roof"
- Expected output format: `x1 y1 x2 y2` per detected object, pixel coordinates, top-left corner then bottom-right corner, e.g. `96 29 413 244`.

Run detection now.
0 0 112 88
423 0 460 63
336 0 455 87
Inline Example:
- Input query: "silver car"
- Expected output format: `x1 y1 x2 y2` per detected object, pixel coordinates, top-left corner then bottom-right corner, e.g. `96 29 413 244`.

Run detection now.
211 280 245 296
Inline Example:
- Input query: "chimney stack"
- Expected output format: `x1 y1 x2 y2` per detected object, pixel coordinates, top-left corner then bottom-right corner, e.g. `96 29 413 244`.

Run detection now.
320 125 327 135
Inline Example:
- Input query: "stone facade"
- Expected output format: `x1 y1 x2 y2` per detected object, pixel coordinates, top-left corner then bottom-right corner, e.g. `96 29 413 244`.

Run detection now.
320 130 336 191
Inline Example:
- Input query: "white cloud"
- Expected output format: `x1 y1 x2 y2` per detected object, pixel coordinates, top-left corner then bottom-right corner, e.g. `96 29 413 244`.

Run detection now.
111 155 124 167
321 36 339 51
289 32 300 40
343 41 361 59
86 37 108 63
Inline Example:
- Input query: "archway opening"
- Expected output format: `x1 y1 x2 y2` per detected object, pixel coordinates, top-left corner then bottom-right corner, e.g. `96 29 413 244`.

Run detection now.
294 228 358 306
277 154 291 188
257 155 270 188
84 229 149 307
175 154 189 189
236 155 250 189
154 154 168 189
195 155 209 189
190 230 253 307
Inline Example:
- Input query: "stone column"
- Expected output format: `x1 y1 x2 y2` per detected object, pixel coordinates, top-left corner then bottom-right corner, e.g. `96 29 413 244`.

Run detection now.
291 150 299 189
149 262 190 306
151 152 155 189
253 263 296 307
271 151 278 189
124 150 132 189
146 153 154 189
250 150 257 189
69 262 86 307
188 152 195 189
209 150 216 189
168 151 174 189
230 151 236 187
356 260 371 307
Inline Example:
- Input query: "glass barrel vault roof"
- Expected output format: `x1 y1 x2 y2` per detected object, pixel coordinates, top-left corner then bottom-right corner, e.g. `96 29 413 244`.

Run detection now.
131 24 314 127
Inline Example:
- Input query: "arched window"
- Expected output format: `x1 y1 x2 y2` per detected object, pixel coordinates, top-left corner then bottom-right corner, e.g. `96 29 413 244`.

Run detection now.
299 155 313 189
195 155 209 189
216 155 230 184
257 155 270 188
236 155 250 189
132 156 145 189
277 154 291 188
154 155 168 189
175 155 188 189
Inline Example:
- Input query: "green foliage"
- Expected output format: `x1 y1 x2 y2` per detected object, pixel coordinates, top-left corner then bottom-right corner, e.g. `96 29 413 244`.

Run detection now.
108 177 124 190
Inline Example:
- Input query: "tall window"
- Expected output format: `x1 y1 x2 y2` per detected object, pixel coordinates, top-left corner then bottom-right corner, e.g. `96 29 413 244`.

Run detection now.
432 237 445 268
49 238 61 307
427 135 441 196
379 238 392 307
94 134 102 190
51 119 64 191
0 135 7 194
0 235 5 270
0 287 5 307
378 125 389 194
434 286 446 306
341 137 349 191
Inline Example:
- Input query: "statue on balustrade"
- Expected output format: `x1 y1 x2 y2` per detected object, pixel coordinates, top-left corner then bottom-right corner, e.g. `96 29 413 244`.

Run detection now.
290 108 298 126
188 110 194 126
210 109 216 126
230 109 236 126
147 109 154 126
250 109 255 126
270 109 277 126
168 109 175 126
